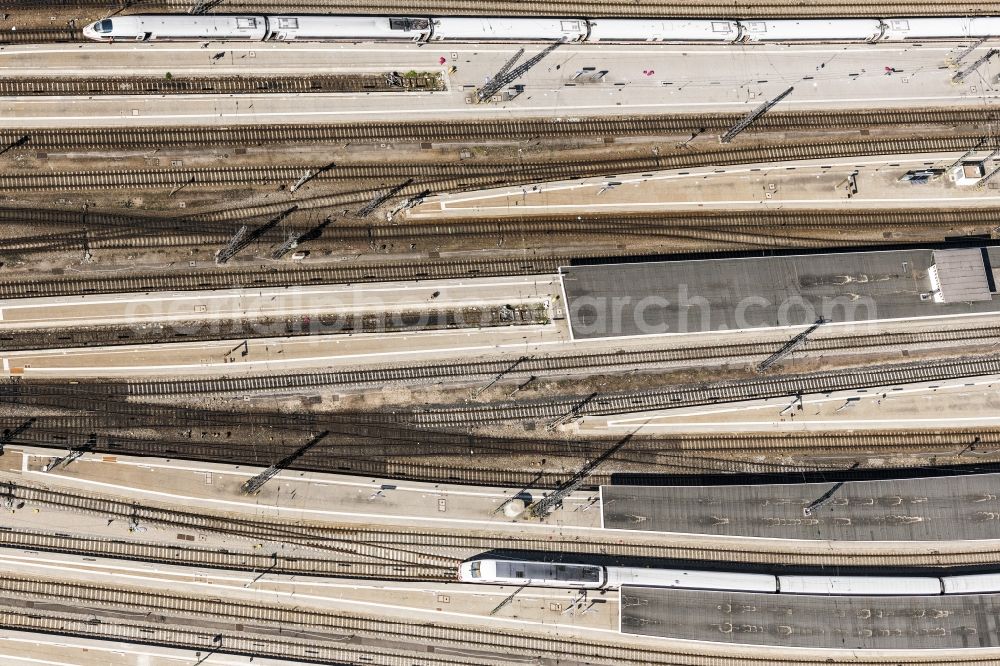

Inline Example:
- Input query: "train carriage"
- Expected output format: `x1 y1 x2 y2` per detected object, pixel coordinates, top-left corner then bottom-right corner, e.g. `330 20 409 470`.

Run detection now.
606 567 776 592
881 17 972 40
586 19 739 43
428 17 587 42
83 15 267 41
740 19 884 42
777 575 943 595
263 16 431 41
942 573 1000 594
459 559 605 588
84 14 1000 45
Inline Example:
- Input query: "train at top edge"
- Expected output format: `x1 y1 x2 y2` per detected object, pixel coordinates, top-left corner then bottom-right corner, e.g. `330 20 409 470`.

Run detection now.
83 15 1000 44
458 559 1000 596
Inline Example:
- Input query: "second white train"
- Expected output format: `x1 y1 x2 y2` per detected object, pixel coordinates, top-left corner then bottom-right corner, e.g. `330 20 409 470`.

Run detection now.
459 559 1000 596
83 15 1000 44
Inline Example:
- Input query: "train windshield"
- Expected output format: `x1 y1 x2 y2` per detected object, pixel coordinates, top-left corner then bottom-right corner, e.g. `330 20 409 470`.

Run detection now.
469 562 481 578
96 20 113 33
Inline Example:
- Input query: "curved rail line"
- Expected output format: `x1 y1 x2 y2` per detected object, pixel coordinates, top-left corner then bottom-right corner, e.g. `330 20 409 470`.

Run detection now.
10 324 986 398
7 571 1000 666
8 480 1000 567
0 528 454 580
0 135 989 195
2 207 993 256
410 353 1000 426
7 416 1000 484
0 608 457 666
0 108 995 151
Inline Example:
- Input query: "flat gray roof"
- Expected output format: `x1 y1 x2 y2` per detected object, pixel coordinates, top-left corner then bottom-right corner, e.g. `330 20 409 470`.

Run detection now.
602 474 1000 541
561 247 1000 340
620 587 1000 650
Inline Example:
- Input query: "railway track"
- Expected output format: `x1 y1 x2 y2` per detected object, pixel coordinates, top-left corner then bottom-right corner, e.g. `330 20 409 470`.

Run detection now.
0 108 995 151
0 609 440 666
1 481 466 568
0 527 454 580
1 134 992 194
0 304 543 352
9 478 1000 567
0 256 565 299
0 73 441 96
0 28 80 44
2 207 992 257
7 412 1000 483
11 323 985 398
410 353 1000 426
9 561 1000 666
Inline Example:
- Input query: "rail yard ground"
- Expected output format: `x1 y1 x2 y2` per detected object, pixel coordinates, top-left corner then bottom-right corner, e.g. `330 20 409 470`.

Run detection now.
5 12 1000 665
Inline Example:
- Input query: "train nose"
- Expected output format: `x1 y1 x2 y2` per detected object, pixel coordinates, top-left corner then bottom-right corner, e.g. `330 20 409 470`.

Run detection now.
82 22 98 39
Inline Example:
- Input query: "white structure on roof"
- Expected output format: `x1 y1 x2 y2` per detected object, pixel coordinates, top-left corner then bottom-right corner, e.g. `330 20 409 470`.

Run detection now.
928 248 993 303
950 160 987 186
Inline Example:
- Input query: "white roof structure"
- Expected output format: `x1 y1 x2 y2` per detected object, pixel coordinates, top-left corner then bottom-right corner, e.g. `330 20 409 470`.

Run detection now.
266 16 429 40
882 17 972 39
943 573 1000 594
102 15 267 40
929 248 993 303
778 576 942 596
741 19 883 41
429 18 587 41
605 567 774 592
587 19 738 42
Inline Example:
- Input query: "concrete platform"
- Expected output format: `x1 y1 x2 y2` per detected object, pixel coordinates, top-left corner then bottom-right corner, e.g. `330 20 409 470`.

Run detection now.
561 246 1000 340
582 371 1000 434
601 474 1000 541
0 276 554 328
409 153 1000 217
0 275 566 378
2 41 1000 127
620 586 1000 650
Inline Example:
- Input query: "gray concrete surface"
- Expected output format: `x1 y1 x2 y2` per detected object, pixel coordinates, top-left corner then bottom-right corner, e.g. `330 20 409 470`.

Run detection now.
561 247 1000 340
602 474 1000 541
2 41 999 126
620 586 1000 650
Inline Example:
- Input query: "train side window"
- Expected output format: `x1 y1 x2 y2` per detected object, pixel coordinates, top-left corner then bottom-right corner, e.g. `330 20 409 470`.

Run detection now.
515 570 525 578
470 562 481 578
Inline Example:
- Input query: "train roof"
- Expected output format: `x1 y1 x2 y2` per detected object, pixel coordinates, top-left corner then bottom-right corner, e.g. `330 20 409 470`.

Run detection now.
778 575 942 596
606 567 774 592
100 15 266 39
587 19 738 41
741 19 883 41
493 560 602 583
266 15 430 39
430 17 586 40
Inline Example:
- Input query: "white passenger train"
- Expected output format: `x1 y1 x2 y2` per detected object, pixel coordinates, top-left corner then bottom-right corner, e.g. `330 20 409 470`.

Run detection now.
458 559 1000 596
83 14 1000 44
